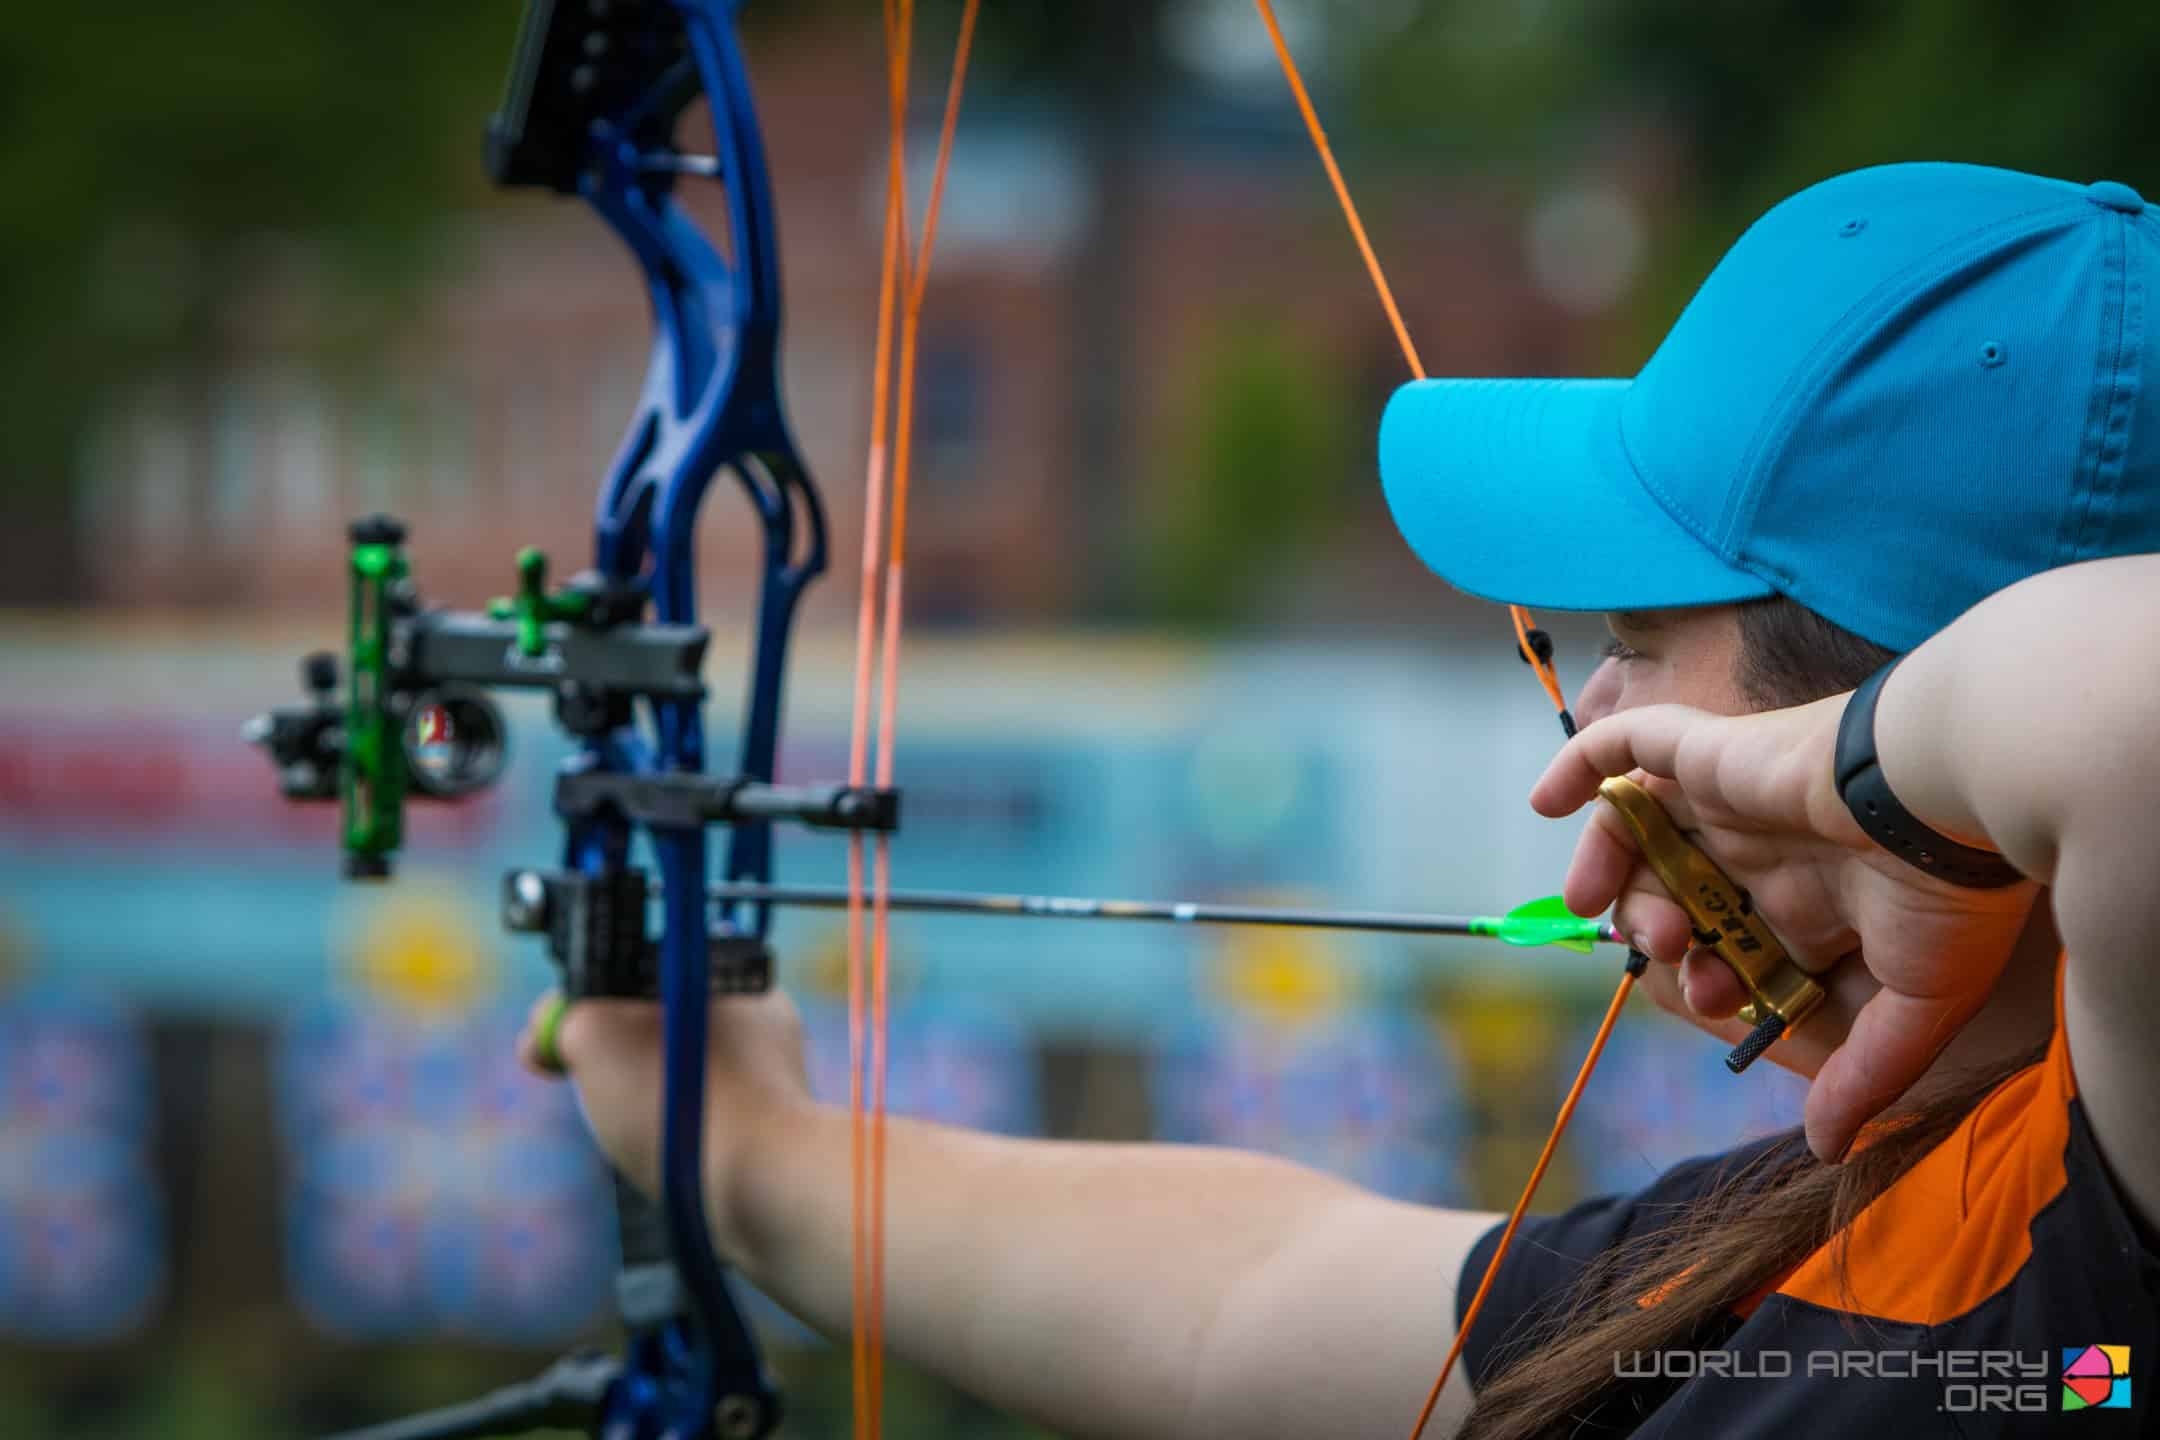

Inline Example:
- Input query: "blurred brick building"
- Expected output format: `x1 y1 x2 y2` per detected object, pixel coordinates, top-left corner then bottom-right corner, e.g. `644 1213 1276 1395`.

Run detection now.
74 17 1652 631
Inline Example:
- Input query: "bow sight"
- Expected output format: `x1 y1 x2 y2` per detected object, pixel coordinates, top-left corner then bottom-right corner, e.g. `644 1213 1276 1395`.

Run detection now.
247 1 898 1436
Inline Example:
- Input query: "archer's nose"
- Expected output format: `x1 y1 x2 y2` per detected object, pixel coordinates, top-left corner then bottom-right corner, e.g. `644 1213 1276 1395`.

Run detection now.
1573 658 1624 731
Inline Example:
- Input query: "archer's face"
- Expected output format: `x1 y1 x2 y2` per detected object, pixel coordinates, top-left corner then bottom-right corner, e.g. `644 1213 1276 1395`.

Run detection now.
1575 605 1750 730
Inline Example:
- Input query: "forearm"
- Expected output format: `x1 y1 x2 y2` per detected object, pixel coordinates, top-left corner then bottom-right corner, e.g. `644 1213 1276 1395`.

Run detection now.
1873 548 2160 1197
1873 552 2160 933
720 1100 1489 1439
1874 552 2160 1236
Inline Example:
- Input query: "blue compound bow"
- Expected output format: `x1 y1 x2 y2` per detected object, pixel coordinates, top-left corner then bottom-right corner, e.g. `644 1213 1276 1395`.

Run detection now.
248 2 896 1435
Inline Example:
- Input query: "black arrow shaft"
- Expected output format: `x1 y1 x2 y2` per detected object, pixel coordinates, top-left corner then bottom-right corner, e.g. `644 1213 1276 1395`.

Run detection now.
710 881 1621 943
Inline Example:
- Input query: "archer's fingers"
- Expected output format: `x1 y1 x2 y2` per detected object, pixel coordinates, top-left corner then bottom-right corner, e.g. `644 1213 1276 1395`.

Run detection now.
1803 985 1966 1162
1635 957 1758 1044
1529 705 1704 818
1561 802 1641 915
1564 806 1696 963
517 990 565 1077
1676 947 1748 1017
516 994 660 1079
518 997 668 1192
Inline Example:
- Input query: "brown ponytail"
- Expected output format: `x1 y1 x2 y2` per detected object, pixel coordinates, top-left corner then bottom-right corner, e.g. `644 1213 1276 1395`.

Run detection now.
1459 1046 2046 1440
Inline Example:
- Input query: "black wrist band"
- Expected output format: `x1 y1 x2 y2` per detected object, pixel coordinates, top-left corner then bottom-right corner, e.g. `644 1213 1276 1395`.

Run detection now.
1834 659 2024 889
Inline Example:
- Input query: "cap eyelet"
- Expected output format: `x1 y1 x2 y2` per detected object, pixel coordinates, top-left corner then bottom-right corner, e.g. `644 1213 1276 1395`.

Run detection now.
1838 218 1868 237
1978 341 2008 369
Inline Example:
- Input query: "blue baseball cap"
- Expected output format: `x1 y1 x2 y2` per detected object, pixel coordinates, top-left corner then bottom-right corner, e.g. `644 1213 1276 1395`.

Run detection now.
1378 162 2160 652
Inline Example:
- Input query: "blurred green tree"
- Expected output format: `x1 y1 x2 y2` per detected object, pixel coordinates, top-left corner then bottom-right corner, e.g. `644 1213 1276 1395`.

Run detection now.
0 1 519 602
1141 319 1357 628
10 0 2160 616
1346 0 2160 359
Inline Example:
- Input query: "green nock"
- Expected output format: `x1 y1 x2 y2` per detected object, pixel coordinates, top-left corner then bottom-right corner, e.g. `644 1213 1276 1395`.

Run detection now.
488 546 590 656
1469 895 1605 953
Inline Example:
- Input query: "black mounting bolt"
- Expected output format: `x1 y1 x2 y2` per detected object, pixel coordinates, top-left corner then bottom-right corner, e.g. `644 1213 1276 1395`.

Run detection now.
503 870 553 933
343 851 393 883
350 513 408 546
301 651 339 697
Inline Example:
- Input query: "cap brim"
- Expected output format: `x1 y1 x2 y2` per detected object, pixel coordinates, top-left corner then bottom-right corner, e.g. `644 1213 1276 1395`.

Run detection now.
1378 378 1773 614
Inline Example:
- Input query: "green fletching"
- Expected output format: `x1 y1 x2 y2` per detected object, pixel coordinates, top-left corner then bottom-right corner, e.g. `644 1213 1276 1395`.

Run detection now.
1493 895 1602 952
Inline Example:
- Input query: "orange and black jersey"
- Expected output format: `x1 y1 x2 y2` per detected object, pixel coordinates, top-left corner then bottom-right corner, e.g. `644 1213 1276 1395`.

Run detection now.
1456 968 2157 1436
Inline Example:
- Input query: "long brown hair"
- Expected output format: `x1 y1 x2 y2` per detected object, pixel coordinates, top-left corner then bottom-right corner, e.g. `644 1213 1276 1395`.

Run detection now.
1459 596 2049 1440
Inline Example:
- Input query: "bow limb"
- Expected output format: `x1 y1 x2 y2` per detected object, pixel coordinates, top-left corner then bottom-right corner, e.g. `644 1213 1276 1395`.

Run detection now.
567 3 806 1433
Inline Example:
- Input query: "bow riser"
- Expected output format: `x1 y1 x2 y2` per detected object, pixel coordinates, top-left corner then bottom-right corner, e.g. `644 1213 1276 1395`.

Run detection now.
247 3 890 1436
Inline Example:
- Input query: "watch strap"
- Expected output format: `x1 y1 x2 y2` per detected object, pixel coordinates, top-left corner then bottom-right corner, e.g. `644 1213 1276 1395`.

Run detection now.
1834 660 2024 889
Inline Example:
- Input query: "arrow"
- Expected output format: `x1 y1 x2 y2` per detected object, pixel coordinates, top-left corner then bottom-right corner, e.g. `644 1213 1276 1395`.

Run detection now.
1467 893 1617 952
708 883 1619 952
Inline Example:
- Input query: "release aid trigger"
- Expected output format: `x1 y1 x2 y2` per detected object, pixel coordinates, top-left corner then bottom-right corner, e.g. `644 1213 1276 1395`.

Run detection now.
1595 776 1826 1073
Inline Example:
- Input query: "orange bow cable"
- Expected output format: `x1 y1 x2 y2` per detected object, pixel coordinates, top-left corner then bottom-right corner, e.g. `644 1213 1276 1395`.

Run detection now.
1404 961 1642 1438
1248 0 1572 735
867 3 978 1433
1249 4 1613 1434
1250 0 1423 380
847 4 912 1434
1510 606 1573 729
848 3 979 1436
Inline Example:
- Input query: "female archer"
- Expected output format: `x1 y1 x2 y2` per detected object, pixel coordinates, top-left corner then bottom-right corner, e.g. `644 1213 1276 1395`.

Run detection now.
521 162 2160 1437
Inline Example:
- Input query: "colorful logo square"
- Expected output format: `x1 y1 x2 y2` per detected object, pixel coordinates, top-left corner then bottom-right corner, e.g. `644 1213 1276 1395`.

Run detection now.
2061 1344 2132 1411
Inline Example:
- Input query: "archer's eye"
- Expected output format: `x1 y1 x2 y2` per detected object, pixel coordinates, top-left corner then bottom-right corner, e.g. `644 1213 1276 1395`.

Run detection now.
1601 636 1643 663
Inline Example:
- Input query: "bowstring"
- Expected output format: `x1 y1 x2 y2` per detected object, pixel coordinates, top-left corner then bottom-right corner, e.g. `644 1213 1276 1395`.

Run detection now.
850 3 980 1436
847 2 910 1433
1248 3 1620 1434
1406 964 1641 1439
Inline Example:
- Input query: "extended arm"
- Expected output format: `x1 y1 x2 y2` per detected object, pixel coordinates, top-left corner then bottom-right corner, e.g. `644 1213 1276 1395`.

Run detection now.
543 995 1493 1440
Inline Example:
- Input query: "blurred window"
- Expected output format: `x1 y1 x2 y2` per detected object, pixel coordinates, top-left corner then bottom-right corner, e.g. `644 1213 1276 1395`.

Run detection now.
420 379 470 509
211 376 261 531
270 377 334 529
354 386 409 515
921 337 985 492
